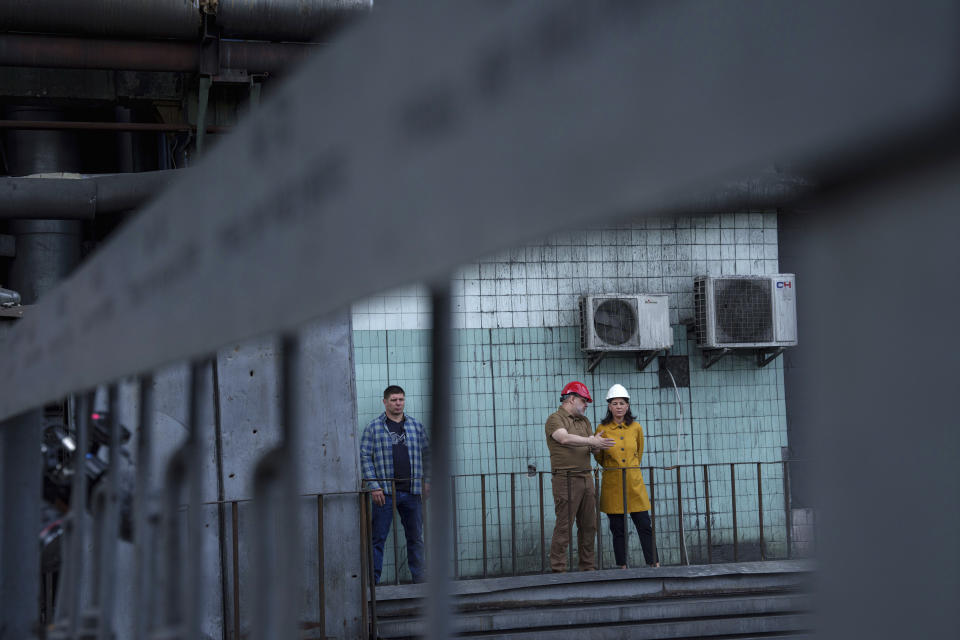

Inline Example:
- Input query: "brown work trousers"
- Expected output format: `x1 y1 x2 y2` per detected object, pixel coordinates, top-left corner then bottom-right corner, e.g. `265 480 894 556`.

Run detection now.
549 472 597 572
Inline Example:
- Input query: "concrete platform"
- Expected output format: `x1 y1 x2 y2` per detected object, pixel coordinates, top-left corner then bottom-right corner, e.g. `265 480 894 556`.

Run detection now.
372 560 815 638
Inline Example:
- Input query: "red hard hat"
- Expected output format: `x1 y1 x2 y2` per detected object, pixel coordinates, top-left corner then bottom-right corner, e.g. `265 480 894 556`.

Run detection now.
560 381 592 403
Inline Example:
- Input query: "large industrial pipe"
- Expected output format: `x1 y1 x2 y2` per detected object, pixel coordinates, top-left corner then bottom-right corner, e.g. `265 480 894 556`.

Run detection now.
0 33 315 74
0 170 184 220
0 0 371 43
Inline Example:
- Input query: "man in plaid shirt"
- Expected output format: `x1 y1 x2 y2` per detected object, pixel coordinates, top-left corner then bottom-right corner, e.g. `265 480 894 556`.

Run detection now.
360 385 431 584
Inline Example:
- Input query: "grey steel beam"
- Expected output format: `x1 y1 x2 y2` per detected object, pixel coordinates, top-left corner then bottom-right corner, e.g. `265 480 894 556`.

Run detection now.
0 0 958 421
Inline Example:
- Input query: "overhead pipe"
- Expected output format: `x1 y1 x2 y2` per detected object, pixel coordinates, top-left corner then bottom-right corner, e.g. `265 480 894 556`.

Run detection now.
0 170 184 219
0 33 315 74
0 120 229 134
0 0 371 43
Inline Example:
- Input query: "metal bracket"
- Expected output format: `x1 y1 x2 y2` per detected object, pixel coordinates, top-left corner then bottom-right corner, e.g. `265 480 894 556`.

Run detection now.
702 348 732 370
757 347 786 368
636 349 664 372
585 352 607 373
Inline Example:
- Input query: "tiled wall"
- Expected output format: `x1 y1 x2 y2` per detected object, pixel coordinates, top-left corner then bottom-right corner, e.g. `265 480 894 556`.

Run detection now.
353 212 792 581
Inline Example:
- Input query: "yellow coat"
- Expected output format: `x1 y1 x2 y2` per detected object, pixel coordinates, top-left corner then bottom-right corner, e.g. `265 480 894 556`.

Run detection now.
593 421 651 514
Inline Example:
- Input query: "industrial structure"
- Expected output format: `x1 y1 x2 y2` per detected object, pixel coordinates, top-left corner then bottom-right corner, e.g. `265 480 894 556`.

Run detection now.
1 2 958 639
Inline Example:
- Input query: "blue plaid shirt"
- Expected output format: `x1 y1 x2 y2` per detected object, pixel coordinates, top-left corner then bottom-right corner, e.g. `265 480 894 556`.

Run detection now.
360 412 430 495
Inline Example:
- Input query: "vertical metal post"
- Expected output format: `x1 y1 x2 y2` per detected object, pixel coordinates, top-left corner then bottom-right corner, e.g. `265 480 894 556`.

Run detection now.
621 467 629 569
425 283 453 640
0 407 43 639
731 463 738 562
481 474 487 578
510 473 517 576
360 491 377 638
53 393 90 636
317 495 325 640
703 464 712 564
783 461 792 559
195 75 212 155
133 377 154 640
186 361 206 639
566 472 573 571
757 462 765 561
676 466 686 565
94 384 121 640
648 467 657 565
251 337 302 640
232 502 240 640
594 470 602 571
359 494 372 639
538 472 545 573
451 477 459 579
391 478 399 585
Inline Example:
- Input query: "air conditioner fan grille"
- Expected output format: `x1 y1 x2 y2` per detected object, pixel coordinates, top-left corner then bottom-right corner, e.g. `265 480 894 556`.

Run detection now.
714 278 773 343
593 298 637 346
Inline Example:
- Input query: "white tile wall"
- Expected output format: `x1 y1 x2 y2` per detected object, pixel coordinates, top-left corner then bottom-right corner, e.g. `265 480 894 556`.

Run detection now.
352 212 779 330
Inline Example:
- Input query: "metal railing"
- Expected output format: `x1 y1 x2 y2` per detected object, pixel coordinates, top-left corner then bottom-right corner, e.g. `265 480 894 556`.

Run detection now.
367 460 812 585
41 461 807 636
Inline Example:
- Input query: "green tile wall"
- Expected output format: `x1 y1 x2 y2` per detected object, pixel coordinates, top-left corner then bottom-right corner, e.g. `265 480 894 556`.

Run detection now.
355 324 790 581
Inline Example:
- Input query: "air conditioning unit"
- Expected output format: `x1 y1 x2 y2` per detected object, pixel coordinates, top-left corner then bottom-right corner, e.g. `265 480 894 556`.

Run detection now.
694 275 797 349
579 294 673 352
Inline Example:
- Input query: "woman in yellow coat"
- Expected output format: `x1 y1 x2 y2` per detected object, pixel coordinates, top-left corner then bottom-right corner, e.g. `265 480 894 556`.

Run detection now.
594 384 659 567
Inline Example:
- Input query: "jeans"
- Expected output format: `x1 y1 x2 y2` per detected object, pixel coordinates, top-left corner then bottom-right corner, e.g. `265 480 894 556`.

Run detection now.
371 491 424 584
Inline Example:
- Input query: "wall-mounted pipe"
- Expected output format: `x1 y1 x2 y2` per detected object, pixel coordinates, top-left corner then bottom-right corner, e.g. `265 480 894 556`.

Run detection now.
0 0 371 43
0 170 184 219
0 34 314 74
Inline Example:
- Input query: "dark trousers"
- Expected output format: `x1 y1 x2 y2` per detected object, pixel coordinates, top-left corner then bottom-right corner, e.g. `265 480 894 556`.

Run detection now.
608 510 656 566
371 491 425 583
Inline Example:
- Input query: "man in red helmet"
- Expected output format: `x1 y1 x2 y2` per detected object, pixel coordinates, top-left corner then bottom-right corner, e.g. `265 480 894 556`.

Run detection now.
545 381 615 572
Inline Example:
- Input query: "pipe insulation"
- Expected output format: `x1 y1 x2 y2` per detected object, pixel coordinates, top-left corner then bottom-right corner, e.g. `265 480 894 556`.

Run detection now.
0 170 184 219
0 0 372 43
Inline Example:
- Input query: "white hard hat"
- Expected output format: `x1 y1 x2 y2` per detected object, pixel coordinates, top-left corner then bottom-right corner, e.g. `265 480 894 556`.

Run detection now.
605 384 630 401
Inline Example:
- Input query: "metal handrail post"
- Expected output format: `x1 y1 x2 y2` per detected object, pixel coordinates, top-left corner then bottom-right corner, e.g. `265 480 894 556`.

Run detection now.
133 378 154 640
621 467 629 569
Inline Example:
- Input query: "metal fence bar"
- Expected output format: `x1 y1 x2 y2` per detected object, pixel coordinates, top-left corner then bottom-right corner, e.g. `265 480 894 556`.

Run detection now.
594 470 602 571
703 464 712 564
510 472 517 576
621 468 629 569
391 478 399 585
481 474 487 578
757 462 765 561
251 337 301 640
359 494 374 640
783 460 793 559
451 477 459 579
731 463 738 563
566 472 573 571
133 378 154 640
317 494 325 640
538 472 545 573
676 466 686 565
231 502 240 640
93 384 121 640
425 283 453 640
648 467 657 566
55 393 90 637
